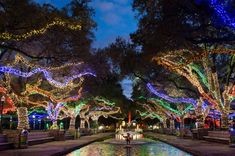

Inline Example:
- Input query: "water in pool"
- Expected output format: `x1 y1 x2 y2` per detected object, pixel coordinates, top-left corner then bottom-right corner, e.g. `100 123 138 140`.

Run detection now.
66 138 191 156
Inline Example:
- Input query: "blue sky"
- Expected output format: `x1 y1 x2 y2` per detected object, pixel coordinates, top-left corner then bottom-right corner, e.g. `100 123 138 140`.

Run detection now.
90 0 137 48
35 0 136 99
35 0 137 48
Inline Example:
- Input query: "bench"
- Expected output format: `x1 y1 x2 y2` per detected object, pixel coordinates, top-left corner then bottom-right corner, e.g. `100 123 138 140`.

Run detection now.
79 128 92 136
28 132 54 146
192 128 209 140
203 131 230 144
65 131 74 140
0 134 13 151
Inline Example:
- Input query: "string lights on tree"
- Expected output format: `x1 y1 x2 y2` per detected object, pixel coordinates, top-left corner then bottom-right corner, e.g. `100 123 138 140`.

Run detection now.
0 18 81 41
153 48 235 128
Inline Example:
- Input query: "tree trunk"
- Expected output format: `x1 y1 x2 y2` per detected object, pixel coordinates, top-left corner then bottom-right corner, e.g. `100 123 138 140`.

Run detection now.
80 119 85 128
86 119 90 129
180 116 184 129
51 121 58 129
162 118 167 128
69 116 76 130
221 113 229 129
17 107 30 130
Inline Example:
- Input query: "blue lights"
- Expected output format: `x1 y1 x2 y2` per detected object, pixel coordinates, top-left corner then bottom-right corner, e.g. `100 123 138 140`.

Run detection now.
207 0 235 29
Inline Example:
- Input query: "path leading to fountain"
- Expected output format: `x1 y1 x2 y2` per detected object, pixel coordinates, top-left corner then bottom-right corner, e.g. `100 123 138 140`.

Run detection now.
146 132 235 156
0 133 114 156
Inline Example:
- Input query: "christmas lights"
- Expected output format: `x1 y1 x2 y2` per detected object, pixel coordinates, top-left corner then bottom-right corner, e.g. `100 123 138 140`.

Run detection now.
153 48 235 69
25 84 83 103
208 0 235 29
11 54 84 70
0 18 81 41
84 97 120 123
93 97 115 106
136 110 163 121
190 64 209 88
0 66 96 88
152 48 235 128
17 107 30 129
0 86 16 114
147 83 197 107
46 102 64 124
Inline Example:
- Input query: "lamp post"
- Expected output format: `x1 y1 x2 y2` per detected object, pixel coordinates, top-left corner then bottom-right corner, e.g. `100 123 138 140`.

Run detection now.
0 95 5 133
32 115 36 130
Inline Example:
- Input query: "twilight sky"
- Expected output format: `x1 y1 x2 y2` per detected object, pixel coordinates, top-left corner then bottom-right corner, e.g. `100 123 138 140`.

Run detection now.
35 0 137 48
35 0 136 99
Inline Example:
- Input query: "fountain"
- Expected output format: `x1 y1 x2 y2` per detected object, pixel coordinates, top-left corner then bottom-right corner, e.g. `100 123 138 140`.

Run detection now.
115 124 143 141
107 112 144 145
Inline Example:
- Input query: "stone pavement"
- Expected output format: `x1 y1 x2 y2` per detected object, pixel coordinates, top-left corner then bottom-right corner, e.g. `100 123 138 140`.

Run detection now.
0 133 114 156
145 132 235 156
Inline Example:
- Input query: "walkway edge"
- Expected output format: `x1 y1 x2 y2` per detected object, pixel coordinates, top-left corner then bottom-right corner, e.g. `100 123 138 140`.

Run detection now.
52 133 114 156
145 133 201 156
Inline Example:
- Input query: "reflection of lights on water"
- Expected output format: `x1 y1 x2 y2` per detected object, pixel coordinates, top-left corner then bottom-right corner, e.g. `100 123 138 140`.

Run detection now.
66 140 192 156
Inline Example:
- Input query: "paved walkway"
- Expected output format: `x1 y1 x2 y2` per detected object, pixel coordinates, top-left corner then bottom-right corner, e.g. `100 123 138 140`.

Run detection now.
146 132 235 156
0 133 114 156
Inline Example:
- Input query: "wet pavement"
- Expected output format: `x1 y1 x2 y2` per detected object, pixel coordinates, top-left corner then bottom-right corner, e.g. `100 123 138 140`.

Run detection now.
0 133 113 156
146 132 235 156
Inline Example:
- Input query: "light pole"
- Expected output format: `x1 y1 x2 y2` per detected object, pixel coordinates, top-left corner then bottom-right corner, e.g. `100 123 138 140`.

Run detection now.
32 115 36 130
10 116 12 130
0 95 5 133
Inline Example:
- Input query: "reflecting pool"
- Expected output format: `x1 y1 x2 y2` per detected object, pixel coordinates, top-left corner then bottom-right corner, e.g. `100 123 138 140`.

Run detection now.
66 138 191 156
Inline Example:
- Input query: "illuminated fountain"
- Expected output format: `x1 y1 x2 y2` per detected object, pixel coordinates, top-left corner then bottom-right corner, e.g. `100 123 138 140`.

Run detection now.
115 112 143 141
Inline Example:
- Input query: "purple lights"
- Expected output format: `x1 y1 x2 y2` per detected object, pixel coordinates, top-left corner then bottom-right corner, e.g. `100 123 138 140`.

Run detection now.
0 66 96 87
146 83 197 107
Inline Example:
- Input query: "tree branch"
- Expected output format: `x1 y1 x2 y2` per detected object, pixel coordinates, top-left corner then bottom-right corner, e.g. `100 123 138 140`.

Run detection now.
0 44 55 60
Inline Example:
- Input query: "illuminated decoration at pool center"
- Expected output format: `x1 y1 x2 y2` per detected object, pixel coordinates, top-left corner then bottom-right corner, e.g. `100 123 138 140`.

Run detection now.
0 18 81 41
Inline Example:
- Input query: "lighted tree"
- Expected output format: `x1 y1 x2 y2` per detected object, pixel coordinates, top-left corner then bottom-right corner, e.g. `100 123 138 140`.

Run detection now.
59 100 89 130
0 54 95 129
136 96 193 129
146 83 211 128
83 97 121 129
153 49 235 128
0 86 16 114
